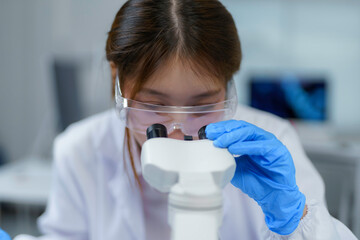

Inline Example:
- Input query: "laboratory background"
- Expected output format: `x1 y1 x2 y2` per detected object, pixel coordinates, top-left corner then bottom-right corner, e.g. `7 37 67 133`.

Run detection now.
0 0 359 238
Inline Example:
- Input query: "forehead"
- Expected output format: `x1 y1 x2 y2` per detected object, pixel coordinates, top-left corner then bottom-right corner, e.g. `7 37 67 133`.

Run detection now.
142 58 224 93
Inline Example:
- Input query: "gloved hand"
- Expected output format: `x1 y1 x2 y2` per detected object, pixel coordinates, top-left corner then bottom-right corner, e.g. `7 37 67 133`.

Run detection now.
206 120 306 235
0 228 11 240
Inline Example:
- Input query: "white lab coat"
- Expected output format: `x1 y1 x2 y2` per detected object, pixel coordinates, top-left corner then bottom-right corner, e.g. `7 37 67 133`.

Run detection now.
15 105 357 240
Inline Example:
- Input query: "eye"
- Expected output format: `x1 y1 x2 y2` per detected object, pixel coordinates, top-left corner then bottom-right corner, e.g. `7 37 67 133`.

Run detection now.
134 99 165 108
134 97 165 106
143 103 163 111
192 112 209 117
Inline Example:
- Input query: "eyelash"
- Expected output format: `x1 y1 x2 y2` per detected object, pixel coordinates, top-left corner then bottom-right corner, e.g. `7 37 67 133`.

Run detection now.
143 102 216 107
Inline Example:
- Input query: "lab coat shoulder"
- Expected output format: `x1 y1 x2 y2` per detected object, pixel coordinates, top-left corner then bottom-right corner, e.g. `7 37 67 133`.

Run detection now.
53 109 126 179
54 109 119 160
51 108 126 201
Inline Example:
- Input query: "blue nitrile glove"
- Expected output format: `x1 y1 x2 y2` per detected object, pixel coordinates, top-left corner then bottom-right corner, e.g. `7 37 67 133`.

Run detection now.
0 228 11 240
206 120 306 235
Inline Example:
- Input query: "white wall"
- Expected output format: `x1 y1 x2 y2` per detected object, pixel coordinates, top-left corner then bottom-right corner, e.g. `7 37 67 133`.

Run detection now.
0 0 360 162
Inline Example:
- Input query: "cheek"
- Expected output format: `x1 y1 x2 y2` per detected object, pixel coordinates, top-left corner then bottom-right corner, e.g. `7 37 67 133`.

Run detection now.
132 131 147 147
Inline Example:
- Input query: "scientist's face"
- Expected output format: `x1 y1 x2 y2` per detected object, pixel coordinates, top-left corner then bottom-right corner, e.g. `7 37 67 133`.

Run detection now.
122 59 226 147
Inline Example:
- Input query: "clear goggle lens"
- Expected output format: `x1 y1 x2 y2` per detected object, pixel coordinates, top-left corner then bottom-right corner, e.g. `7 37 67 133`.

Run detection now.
115 76 238 137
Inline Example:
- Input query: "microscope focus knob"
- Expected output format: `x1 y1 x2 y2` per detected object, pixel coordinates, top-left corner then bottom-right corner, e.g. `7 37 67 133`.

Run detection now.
198 125 207 140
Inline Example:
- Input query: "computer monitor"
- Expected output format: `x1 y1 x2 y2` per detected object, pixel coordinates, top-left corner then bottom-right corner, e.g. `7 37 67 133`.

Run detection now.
249 74 327 121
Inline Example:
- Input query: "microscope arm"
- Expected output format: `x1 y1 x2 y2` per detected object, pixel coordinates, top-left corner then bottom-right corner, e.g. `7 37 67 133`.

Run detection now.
168 172 223 240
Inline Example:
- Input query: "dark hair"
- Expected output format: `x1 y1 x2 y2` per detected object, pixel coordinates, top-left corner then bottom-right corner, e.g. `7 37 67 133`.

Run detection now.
105 0 241 188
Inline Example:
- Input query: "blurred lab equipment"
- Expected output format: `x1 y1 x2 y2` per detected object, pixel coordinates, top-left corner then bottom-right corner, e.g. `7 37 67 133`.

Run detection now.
141 124 236 240
0 158 51 235
249 73 327 121
0 145 7 166
53 60 83 131
0 159 51 206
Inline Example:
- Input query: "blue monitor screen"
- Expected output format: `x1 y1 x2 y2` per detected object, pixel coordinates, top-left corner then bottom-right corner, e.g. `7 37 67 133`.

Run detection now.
249 75 327 121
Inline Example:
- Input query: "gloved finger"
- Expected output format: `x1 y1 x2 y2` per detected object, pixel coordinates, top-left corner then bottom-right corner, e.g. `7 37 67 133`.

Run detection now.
213 125 274 148
206 120 253 140
227 139 285 158
0 229 11 240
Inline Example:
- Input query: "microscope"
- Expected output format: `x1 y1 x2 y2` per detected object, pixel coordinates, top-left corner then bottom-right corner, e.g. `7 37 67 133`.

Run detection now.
141 124 236 240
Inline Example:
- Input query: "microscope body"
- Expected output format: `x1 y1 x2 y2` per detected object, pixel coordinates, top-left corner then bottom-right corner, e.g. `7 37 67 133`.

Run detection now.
141 137 236 240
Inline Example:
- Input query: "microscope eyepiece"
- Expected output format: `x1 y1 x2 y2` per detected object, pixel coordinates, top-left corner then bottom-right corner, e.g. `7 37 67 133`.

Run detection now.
146 124 168 139
146 124 208 140
198 125 207 139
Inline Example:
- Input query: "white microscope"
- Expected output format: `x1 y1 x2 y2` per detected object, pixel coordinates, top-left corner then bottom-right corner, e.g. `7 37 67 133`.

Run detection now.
141 124 236 240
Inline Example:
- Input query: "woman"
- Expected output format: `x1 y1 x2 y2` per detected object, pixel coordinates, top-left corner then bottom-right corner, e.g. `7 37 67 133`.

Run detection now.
16 0 357 239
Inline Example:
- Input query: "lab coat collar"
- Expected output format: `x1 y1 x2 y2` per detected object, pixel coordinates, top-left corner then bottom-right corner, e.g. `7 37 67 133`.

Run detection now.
95 109 145 240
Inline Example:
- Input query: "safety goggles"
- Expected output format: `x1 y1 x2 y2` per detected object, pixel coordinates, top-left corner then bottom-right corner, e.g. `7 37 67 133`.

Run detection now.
115 76 238 138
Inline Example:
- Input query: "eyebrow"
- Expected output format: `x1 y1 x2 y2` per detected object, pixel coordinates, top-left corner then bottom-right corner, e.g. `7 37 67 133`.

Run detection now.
139 88 222 100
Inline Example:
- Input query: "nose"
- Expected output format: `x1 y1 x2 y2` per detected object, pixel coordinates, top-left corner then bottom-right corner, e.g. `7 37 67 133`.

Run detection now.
168 129 185 140
169 112 188 124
